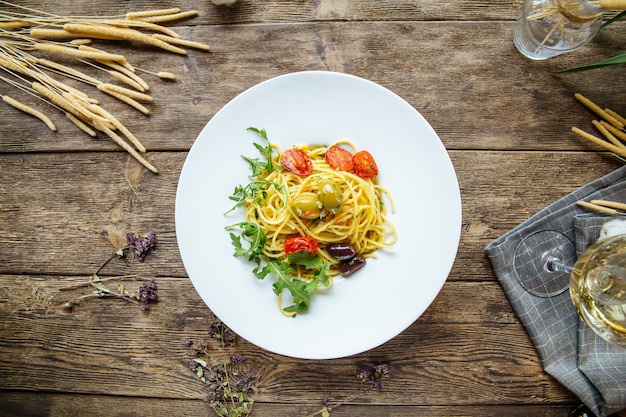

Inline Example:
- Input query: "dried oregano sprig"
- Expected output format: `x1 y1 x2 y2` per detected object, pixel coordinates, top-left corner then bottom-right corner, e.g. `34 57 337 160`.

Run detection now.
182 314 258 417
60 231 158 310
182 314 394 417
308 363 393 417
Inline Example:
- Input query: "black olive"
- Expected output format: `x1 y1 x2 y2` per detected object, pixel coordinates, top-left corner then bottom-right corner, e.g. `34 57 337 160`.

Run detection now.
339 255 366 277
327 242 356 261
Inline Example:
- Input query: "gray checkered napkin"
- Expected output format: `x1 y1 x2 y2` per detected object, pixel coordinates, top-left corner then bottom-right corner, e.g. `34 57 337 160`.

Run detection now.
485 166 626 417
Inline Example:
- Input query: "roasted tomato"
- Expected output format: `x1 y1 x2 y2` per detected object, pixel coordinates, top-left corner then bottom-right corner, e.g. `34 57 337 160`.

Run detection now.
325 145 354 172
280 148 313 176
284 236 320 255
352 150 378 178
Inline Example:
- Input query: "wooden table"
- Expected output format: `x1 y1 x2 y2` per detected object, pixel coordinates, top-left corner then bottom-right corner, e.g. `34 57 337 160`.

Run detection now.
2 1 626 416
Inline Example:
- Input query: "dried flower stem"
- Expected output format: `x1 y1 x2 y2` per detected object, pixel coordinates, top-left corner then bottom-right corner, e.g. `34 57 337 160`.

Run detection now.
58 274 154 291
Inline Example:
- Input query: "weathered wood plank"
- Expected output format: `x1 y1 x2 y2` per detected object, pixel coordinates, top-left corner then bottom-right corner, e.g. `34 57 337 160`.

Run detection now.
0 150 621 277
0 275 573 405
6 1 524 24
0 391 583 417
1 22 624 153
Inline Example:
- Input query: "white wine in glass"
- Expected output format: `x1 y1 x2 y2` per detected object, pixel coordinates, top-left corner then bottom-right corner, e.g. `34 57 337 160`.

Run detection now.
570 234 626 347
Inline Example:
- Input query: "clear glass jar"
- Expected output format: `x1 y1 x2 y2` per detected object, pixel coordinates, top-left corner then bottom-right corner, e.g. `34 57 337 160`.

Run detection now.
513 0 604 60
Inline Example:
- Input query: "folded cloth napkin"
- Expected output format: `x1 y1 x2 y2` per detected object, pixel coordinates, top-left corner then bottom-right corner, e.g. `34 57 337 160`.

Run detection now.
485 166 626 417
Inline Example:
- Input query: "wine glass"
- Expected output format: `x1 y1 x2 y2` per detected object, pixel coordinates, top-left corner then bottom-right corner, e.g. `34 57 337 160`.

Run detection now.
513 229 577 297
514 229 626 346
570 234 626 347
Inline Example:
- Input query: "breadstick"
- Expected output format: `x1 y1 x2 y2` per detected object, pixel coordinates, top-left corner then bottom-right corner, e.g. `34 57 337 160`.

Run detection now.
109 71 145 92
85 104 146 153
152 34 210 51
33 42 127 63
63 23 187 55
94 121 158 174
575 93 624 130
79 45 138 75
605 108 626 127
0 21 30 30
596 0 626 9
590 200 626 211
157 72 176 80
98 83 153 102
2 95 56 131
30 28 76 40
592 120 625 148
577 200 618 214
65 112 96 137
571 127 626 159
599 121 626 143
97 86 151 115
129 10 198 24
102 19 180 38
125 8 181 19
37 58 103 86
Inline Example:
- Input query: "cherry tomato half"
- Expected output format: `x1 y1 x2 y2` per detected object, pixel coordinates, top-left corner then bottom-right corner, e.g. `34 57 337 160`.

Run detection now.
325 146 354 172
352 150 378 178
284 236 320 255
280 148 313 176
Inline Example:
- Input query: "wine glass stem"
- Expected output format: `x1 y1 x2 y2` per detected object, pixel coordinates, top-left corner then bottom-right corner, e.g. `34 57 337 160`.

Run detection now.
546 255 573 274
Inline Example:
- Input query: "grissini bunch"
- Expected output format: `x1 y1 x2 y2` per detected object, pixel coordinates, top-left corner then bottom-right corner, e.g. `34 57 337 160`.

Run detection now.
571 93 626 163
0 2 212 173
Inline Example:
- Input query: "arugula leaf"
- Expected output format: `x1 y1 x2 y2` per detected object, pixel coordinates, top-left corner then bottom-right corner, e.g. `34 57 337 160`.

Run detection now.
225 222 266 265
224 180 285 215
267 258 331 315
287 252 324 269
245 127 281 178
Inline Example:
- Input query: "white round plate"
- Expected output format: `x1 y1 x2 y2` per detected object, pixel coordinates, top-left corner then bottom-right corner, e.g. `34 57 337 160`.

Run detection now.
175 71 461 359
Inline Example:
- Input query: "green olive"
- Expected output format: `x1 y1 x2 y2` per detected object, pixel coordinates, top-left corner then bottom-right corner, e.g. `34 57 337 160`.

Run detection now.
292 192 321 219
318 179 343 212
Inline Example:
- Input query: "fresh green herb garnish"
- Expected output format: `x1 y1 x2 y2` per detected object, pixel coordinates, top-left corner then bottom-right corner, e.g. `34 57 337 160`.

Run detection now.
226 221 266 267
224 127 286 215
226 222 330 315
224 180 284 215
261 259 330 315
225 128 330 316
245 127 280 178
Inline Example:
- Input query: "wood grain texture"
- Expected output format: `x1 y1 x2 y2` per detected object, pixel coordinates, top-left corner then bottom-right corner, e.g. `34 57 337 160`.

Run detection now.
0 150 621 277
0 275 572 404
0 21 625 153
0 391 582 417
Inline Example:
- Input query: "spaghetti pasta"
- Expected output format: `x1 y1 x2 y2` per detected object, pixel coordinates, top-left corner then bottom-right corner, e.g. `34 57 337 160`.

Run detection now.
247 140 396 274
226 128 396 316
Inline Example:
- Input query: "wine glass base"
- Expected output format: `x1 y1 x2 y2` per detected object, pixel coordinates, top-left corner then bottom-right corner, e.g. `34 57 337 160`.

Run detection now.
513 230 576 297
